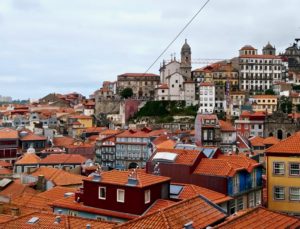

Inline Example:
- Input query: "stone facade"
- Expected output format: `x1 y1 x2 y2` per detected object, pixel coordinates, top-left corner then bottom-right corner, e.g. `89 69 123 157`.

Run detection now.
117 73 159 99
264 111 300 139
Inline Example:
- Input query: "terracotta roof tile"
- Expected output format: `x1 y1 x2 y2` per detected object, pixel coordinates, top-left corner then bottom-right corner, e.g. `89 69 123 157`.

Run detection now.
144 199 176 215
240 45 256 50
20 133 47 141
265 131 300 154
215 207 300 229
0 161 12 168
0 128 18 139
0 168 12 175
51 196 139 220
15 153 41 165
115 195 227 229
40 154 86 165
0 212 116 229
156 139 176 149
155 148 201 166
29 167 84 186
263 136 280 145
0 180 37 201
249 136 265 147
173 183 232 204
252 95 278 99
157 83 169 89
85 169 170 188
219 120 235 132
118 73 159 78
194 155 259 177
68 115 92 119
53 136 75 148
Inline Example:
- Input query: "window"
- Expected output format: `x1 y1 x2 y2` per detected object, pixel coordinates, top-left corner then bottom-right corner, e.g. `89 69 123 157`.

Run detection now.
145 190 151 204
237 196 243 211
273 162 285 175
117 189 125 203
289 187 300 201
251 170 256 188
248 192 255 208
98 187 106 200
290 163 300 176
274 187 285 200
233 175 239 193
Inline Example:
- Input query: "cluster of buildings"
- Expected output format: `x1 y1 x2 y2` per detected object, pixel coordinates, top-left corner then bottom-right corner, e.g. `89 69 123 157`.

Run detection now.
0 39 299 227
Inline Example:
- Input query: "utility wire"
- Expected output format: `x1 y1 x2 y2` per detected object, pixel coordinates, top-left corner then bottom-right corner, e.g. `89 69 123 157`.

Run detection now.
144 0 211 73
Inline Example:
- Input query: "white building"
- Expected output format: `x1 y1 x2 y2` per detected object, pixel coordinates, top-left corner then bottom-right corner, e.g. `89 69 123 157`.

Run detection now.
239 43 285 92
155 40 196 105
198 82 215 114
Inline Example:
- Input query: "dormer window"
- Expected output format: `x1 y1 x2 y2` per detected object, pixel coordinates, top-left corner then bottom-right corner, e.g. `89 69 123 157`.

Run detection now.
117 189 125 203
98 186 106 200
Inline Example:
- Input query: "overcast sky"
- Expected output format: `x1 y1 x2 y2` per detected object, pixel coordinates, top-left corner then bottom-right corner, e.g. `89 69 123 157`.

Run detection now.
0 0 299 99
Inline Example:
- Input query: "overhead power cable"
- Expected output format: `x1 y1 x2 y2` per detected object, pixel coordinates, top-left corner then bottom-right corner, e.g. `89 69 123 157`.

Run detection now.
144 0 211 73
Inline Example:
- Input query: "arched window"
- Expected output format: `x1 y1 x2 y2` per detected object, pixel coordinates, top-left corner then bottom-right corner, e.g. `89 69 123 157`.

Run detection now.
277 130 283 140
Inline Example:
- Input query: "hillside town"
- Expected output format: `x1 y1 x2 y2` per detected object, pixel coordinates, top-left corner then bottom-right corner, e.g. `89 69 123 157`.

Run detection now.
0 39 300 228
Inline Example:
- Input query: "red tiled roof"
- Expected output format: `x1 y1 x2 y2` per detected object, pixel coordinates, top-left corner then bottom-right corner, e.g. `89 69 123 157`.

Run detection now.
114 195 227 229
200 82 214 86
118 73 159 78
0 212 116 229
29 167 84 186
263 136 280 145
156 148 201 166
252 95 278 99
144 199 176 215
84 169 170 188
0 180 37 201
15 153 41 165
265 131 300 154
68 115 92 119
0 128 18 139
40 154 86 165
156 139 176 149
0 168 12 175
20 133 47 141
194 155 259 177
83 127 106 133
53 136 75 148
239 54 281 59
157 84 169 89
219 120 235 132
240 45 256 50
0 161 12 168
51 196 139 220
215 207 300 229
173 183 232 204
249 136 265 147
116 129 165 138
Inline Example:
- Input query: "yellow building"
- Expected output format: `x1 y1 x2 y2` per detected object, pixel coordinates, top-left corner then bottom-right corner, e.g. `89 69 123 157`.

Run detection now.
252 95 278 114
265 132 300 215
68 115 93 128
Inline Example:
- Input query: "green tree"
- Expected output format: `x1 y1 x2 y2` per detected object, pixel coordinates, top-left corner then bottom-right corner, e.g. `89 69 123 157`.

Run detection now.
279 96 292 114
265 89 275 95
120 88 133 98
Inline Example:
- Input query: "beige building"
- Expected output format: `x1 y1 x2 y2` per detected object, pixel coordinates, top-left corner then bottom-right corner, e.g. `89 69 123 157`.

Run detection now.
251 95 278 114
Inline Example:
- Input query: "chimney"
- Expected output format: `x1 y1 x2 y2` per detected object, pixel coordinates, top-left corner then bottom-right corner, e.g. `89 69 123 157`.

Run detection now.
184 221 194 229
54 216 61 224
11 207 20 216
86 224 91 229
36 175 46 191
0 203 3 214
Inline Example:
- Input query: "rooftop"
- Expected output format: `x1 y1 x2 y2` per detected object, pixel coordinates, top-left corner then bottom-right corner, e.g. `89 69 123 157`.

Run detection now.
85 169 170 188
265 131 300 154
114 195 227 229
0 128 18 139
40 154 86 165
215 207 300 229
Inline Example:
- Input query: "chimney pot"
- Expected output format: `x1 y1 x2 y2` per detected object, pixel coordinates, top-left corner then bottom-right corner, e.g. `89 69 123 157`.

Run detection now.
54 216 61 224
86 224 91 229
11 207 20 216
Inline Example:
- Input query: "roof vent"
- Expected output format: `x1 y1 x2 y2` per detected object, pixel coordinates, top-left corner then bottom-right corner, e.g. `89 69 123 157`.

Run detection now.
54 216 61 224
184 221 194 229
86 224 91 229
153 162 160 176
27 217 39 224
127 168 138 186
